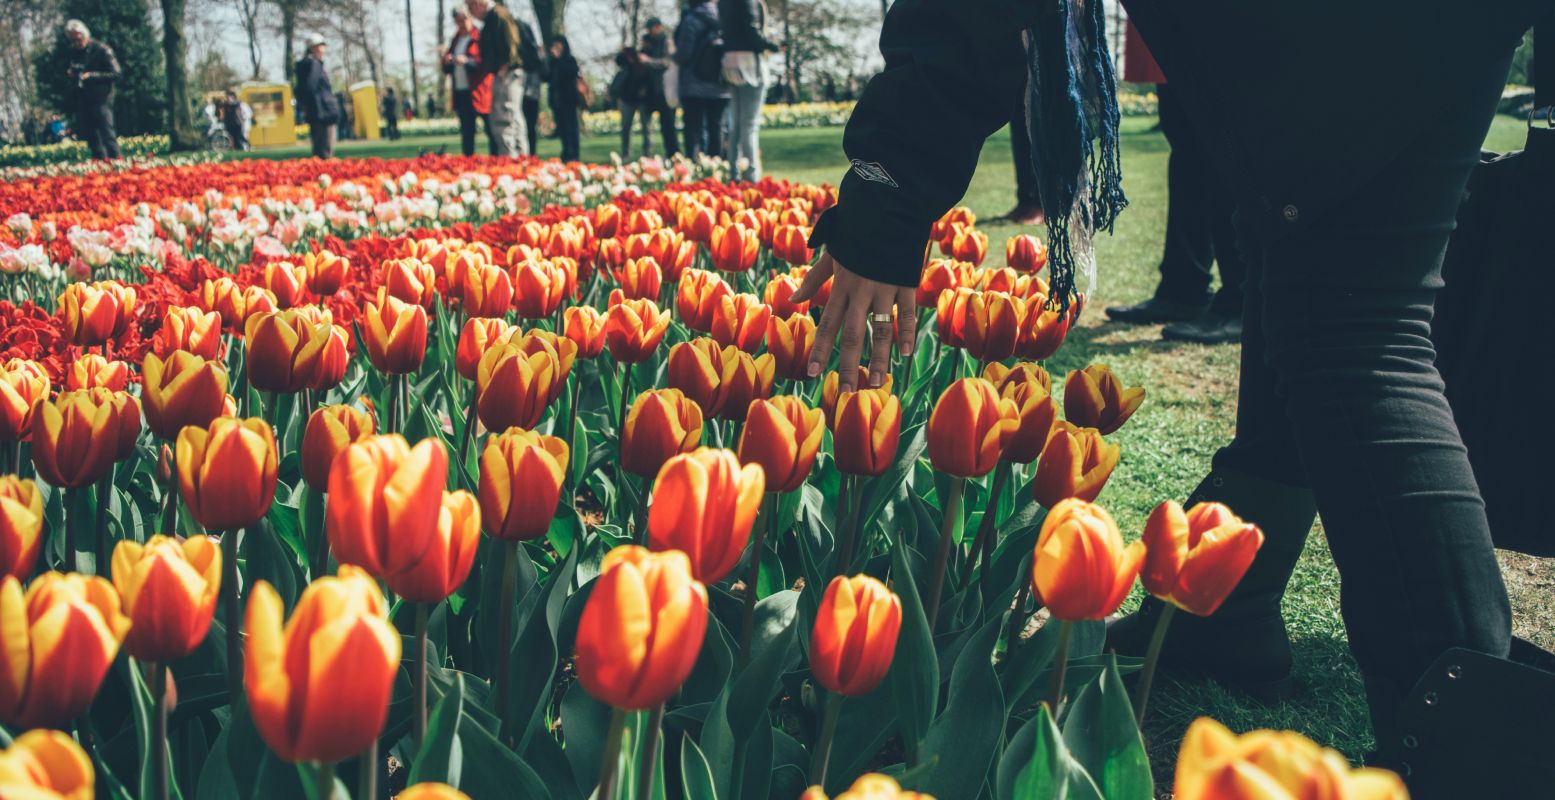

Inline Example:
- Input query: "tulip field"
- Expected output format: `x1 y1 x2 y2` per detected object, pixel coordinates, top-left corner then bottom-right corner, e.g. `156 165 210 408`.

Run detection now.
0 150 1410 800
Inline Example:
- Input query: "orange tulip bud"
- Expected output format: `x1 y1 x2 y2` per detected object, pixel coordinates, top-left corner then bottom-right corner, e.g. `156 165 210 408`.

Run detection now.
676 269 732 333
563 305 607 360
710 292 772 354
677 203 718 243
954 290 1028 363
476 341 561 433
454 316 515 382
385 490 480 604
818 368 888 425
301 405 376 492
931 207 976 243
398 783 472 800
1141 502 1265 617
574 545 708 710
983 361 1052 394
800 774 932 800
997 376 1058 465
1063 364 1145 435
478 427 568 541
1173 717 1408 800
830 387 901 476
327 435 449 580
594 204 623 238
622 389 704 478
615 257 664 301
153 306 223 360
301 250 350 296
110 534 221 662
31 389 140 489
262 261 307 309
140 352 228 440
764 270 811 320
1030 421 1120 508
949 227 988 267
715 347 775 423
244 310 351 393
512 258 569 320
1005 234 1047 273
460 260 515 318
0 728 96 798
709 222 760 273
382 257 436 309
810 575 902 696
508 329 577 405
362 295 428 375
0 476 44 582
1014 298 1072 361
57 281 135 346
772 224 814 266
647 448 764 583
738 396 823 494
245 565 399 763
916 259 960 309
665 338 724 417
64 354 129 392
0 572 129 729
624 208 664 236
927 378 1020 478
1031 498 1142 620
766 314 816 382
604 297 670 364
0 360 50 443
176 417 278 531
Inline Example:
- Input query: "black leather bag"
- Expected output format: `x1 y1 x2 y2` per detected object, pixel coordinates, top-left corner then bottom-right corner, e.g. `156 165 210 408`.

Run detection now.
1433 22 1553 556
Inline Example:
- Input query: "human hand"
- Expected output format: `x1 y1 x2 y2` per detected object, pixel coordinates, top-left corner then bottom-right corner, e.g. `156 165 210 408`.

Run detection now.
790 252 917 392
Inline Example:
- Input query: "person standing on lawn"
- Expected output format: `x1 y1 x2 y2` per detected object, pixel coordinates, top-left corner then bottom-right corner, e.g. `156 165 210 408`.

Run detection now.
720 0 782 181
546 36 583 162
639 17 680 157
1104 20 1246 344
444 6 492 157
792 0 1549 795
220 90 250 151
518 18 547 157
466 0 528 156
382 88 401 140
611 47 655 159
294 36 342 158
675 0 731 159
62 19 121 160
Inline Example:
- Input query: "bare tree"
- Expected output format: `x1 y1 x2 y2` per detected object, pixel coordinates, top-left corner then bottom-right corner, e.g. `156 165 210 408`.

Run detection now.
0 0 60 139
403 0 419 110
532 0 566 38
159 0 201 148
270 0 309 81
234 0 264 78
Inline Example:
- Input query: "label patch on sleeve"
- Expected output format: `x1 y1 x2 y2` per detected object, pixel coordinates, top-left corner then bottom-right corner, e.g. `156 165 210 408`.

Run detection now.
850 159 899 188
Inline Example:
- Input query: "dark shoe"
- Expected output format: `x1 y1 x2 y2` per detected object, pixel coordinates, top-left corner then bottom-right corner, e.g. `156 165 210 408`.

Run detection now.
1161 312 1244 344
1104 296 1209 324
1001 203 1046 225
1370 646 1555 799
1106 469 1317 701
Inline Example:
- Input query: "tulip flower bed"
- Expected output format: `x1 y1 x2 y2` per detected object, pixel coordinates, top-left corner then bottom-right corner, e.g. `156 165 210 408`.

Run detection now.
0 153 1410 800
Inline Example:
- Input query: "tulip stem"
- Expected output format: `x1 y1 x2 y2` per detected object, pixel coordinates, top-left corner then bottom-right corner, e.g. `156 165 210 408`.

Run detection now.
833 475 865 577
633 477 650 547
315 762 336 800
597 707 629 800
616 362 633 462
563 371 582 492
65 486 81 573
414 601 430 748
638 703 666 799
457 387 478 481
738 493 775 671
1134 604 1176 725
95 468 112 574
1047 619 1074 716
807 692 846 790
960 459 1012 588
221 528 241 704
358 738 378 800
924 476 965 634
495 539 520 731
9 440 22 478
151 662 169 800
1005 559 1034 655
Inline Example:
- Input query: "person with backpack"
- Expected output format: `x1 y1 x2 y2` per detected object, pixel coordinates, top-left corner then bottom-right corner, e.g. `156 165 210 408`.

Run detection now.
443 6 492 157
674 0 730 159
719 0 781 181
611 48 655 159
546 36 583 162
293 35 342 158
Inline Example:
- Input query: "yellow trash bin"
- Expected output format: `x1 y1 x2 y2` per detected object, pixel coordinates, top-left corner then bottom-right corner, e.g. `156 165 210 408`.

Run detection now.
238 84 296 148
350 82 381 141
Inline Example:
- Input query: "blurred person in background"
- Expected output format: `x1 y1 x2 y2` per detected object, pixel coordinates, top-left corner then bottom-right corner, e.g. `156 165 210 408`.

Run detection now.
220 89 251 151
546 36 583 162
467 0 528 156
639 17 680 156
382 87 401 139
444 6 493 157
519 18 547 157
675 0 730 159
294 35 341 158
611 47 655 158
63 19 121 160
720 0 781 181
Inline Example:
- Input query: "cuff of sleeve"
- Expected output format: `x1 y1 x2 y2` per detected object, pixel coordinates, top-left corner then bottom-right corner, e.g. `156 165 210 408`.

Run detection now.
807 192 931 289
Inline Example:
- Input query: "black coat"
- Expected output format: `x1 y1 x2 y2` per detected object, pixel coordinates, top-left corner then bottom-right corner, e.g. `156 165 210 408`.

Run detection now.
294 55 341 125
67 40 120 108
718 0 779 54
548 54 581 110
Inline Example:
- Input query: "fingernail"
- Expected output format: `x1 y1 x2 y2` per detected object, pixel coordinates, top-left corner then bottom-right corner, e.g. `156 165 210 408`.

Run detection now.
806 362 820 378
840 383 854 393
901 345 914 357
869 372 883 388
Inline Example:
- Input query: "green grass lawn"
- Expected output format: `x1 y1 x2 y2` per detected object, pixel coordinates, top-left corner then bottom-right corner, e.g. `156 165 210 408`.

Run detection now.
234 113 1545 788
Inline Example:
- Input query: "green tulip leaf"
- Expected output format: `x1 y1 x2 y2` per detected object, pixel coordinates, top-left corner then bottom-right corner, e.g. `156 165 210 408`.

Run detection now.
408 672 465 787
1060 655 1152 800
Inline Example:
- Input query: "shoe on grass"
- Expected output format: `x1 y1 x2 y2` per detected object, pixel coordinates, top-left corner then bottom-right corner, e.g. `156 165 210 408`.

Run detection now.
1001 203 1046 225
1162 312 1244 344
1104 296 1208 324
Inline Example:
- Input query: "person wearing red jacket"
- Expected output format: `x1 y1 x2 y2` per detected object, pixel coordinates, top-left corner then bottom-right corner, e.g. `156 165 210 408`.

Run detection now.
444 6 493 157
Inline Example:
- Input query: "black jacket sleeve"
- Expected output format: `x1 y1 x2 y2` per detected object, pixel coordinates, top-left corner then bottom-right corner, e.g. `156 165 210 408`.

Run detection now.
87 42 121 83
478 13 514 74
719 0 776 52
807 0 1034 287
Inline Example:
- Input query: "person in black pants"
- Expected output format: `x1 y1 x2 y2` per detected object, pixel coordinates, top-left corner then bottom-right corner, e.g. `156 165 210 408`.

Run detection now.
639 18 680 157
1105 82 1246 343
795 0 1548 793
444 7 487 157
382 88 401 140
674 0 730 159
1003 107 1044 224
546 36 583 162
294 37 342 158
63 19 121 160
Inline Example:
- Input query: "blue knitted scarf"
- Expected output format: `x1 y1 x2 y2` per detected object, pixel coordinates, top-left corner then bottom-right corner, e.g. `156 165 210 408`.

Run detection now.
1024 0 1127 311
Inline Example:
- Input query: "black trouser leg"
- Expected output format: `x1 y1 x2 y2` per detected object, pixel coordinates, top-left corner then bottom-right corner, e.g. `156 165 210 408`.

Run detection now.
1008 104 1041 207
454 90 477 156
522 98 540 156
700 98 728 158
1154 84 1218 306
653 98 679 156
555 104 580 162
682 98 706 158
619 103 636 158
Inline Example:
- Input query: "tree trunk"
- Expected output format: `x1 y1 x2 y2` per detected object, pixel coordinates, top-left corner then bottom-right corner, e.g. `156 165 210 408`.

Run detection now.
629 0 641 46
238 0 263 79
282 5 298 81
782 0 794 103
160 0 201 150
404 0 420 112
436 0 446 106
879 0 888 23
533 0 566 38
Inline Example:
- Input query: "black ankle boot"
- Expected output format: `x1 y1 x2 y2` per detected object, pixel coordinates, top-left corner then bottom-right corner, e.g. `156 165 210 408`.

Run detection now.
1106 468 1317 701
1368 645 1555 798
